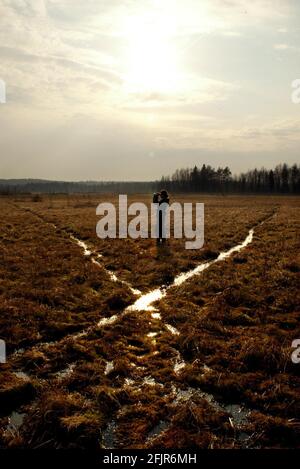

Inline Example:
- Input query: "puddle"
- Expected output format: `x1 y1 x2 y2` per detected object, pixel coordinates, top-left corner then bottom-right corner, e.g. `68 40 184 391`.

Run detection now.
146 330 159 345
143 376 163 387
147 332 158 338
171 385 251 429
173 229 254 286
200 364 213 376
93 262 141 296
123 376 162 389
134 365 146 371
174 352 186 374
108 272 118 282
151 312 161 320
223 404 252 446
127 228 255 313
71 235 92 256
98 315 118 328
172 386 220 410
73 329 89 339
13 348 24 356
14 371 30 381
130 288 142 296
174 262 211 287
225 404 249 426
119 280 141 296
91 258 101 267
124 378 135 386
92 256 119 285
72 235 140 296
174 361 186 374
102 420 117 449
216 229 253 262
55 363 76 380
9 225 257 418
104 361 114 376
7 411 25 432
165 324 180 336
12 223 256 370
238 431 251 444
171 385 252 446
127 288 165 312
146 420 169 442
11 210 264 450
12 340 52 359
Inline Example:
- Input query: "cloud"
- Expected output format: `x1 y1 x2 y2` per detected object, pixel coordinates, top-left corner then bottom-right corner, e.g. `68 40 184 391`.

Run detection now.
4 0 47 17
234 119 300 142
0 0 299 179
274 43 292 50
119 77 238 113
222 31 242 37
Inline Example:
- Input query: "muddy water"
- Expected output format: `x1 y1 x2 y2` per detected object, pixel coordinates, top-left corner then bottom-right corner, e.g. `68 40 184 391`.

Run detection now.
128 228 254 312
225 404 249 426
173 352 186 374
70 235 92 256
145 386 252 446
7 411 25 432
55 363 76 380
102 421 117 449
12 226 256 370
8 217 257 448
8 411 25 429
12 222 255 359
97 314 119 328
146 420 169 442
117 227 256 446
71 235 141 296
11 226 256 374
14 371 30 381
126 288 164 312
104 361 114 376
165 324 180 336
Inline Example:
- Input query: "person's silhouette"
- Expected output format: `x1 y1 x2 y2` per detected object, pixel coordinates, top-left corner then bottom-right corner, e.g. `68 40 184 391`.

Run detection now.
158 189 169 244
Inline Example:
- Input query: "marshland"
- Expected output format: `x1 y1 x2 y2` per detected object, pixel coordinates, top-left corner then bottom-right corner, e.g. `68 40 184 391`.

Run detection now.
0 194 299 449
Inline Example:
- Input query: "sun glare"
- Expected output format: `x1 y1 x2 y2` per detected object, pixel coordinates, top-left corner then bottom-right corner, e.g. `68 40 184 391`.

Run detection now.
122 13 180 96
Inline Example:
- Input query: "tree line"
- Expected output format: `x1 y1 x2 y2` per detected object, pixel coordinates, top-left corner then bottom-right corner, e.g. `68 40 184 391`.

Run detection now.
160 163 300 194
0 179 156 195
0 163 299 194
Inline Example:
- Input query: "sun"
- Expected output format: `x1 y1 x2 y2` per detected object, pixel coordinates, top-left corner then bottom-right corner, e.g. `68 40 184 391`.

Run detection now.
121 13 180 96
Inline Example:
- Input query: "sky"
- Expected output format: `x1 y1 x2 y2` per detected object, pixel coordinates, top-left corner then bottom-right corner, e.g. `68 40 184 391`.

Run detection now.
0 0 299 181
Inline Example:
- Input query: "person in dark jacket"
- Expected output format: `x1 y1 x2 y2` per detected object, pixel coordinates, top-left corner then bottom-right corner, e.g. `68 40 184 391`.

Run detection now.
157 189 170 244
153 192 160 204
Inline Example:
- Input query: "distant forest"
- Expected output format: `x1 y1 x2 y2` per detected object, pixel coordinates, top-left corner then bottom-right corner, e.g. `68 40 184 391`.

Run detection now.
160 163 300 194
0 163 299 194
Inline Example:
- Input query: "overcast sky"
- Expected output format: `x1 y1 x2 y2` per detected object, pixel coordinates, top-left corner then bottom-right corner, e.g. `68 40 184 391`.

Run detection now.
0 0 299 180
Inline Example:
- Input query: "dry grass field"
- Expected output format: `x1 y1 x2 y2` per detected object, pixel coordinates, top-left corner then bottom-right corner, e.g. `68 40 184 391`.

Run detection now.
0 194 299 449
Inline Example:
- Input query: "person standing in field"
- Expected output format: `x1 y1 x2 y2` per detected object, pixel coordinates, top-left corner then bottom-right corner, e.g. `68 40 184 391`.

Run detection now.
153 190 170 244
